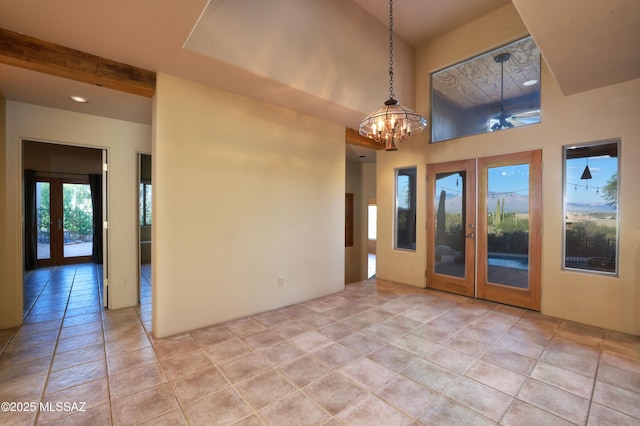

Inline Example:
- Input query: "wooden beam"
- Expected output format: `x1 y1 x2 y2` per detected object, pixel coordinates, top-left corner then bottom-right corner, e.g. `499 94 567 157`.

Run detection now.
0 27 156 98
345 127 383 150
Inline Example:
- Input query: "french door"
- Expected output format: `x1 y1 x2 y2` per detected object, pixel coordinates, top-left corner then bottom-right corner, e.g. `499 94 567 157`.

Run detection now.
426 159 476 297
426 150 542 310
36 178 93 266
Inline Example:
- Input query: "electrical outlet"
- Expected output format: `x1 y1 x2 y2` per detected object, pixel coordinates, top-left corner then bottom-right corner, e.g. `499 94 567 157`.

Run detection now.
278 277 285 287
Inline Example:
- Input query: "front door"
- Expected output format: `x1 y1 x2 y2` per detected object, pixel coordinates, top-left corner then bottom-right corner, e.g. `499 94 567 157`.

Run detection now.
426 150 542 310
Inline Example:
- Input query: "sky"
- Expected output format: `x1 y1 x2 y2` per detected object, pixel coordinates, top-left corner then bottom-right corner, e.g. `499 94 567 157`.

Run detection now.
565 155 617 205
435 164 530 199
487 164 530 198
433 156 617 208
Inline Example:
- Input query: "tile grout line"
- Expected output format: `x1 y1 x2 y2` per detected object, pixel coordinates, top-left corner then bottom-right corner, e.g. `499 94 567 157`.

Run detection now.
12 273 637 425
495 317 562 425
410 300 518 424
135 299 189 425
33 265 75 426
21 276 636 422
95 262 117 426
31 264 107 425
581 331 604 426
2 269 54 358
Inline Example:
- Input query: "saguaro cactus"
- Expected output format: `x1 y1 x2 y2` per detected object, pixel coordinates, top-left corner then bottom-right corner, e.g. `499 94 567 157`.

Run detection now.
494 198 504 226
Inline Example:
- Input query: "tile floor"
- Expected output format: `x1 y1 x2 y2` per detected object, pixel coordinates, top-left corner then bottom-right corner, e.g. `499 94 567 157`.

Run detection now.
1 263 639 425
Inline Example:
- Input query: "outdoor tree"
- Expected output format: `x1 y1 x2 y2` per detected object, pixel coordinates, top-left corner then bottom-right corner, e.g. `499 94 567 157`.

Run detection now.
601 173 617 208
38 183 50 233
63 184 93 240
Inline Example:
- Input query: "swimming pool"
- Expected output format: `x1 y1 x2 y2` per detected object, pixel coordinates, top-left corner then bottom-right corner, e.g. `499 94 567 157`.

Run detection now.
488 253 529 270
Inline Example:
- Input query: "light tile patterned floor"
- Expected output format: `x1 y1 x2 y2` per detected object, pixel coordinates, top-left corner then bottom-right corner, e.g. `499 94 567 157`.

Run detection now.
1 264 639 425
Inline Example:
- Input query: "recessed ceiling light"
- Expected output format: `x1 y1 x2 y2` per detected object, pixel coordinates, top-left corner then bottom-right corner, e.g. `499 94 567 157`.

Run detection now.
523 79 538 86
69 96 89 103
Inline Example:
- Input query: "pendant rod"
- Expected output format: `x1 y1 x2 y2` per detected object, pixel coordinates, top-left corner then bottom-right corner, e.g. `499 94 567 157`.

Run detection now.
388 0 394 100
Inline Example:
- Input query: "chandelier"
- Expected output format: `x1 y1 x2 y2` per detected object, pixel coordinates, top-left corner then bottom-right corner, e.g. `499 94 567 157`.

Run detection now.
358 0 427 151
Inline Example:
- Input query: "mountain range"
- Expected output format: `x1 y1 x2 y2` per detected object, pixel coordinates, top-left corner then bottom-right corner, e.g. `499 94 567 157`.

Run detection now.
438 193 614 214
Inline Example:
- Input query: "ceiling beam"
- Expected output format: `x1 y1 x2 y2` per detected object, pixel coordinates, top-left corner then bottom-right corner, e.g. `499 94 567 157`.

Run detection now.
345 127 383 150
0 27 156 98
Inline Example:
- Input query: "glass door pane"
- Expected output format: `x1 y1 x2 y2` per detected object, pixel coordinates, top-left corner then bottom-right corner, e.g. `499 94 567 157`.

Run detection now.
36 181 51 260
485 164 530 289
62 183 93 258
427 159 476 297
434 171 466 278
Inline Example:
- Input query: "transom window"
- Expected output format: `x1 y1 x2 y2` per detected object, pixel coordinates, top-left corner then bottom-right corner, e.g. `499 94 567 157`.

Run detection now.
431 37 541 142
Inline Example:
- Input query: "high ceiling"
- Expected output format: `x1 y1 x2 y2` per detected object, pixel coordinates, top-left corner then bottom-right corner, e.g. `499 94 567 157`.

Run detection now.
351 0 511 47
0 0 510 128
0 0 638 164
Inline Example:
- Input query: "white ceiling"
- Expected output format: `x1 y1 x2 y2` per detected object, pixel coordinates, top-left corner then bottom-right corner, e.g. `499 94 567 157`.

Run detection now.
0 64 153 124
0 0 638 164
0 0 511 129
351 0 510 47
512 0 640 96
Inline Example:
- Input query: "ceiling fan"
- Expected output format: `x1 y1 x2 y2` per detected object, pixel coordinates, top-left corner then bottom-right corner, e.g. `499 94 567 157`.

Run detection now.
510 109 541 125
491 52 514 131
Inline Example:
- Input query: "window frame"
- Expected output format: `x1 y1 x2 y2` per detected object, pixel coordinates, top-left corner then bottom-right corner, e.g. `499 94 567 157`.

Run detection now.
562 139 620 276
394 167 417 251
430 36 541 143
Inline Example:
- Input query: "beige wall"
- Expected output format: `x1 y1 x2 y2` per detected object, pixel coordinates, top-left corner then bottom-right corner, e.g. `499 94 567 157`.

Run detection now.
187 0 416 120
23 141 103 175
0 102 151 328
0 93 15 328
152 73 345 338
376 4 640 334
345 161 362 284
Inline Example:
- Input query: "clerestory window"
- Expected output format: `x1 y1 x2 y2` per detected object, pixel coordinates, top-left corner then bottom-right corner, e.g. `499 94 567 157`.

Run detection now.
431 36 541 142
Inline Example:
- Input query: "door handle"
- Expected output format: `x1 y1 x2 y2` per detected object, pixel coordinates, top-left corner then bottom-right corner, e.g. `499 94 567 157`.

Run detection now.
466 233 475 238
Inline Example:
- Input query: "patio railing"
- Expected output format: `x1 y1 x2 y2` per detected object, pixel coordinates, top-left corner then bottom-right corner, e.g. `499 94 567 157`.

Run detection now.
565 236 616 266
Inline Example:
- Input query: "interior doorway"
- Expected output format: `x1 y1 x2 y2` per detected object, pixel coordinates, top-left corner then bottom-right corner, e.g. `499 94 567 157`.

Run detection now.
22 140 108 315
23 141 104 268
367 198 377 278
426 150 542 310
138 154 152 307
